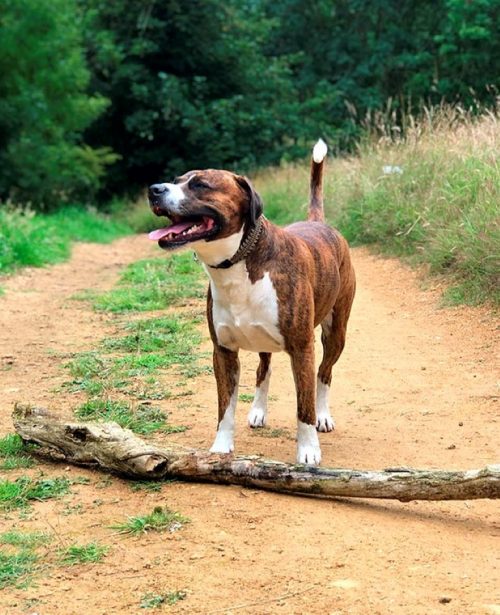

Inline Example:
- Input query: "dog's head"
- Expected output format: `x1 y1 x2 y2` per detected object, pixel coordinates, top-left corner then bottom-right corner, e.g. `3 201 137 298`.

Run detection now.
148 170 263 251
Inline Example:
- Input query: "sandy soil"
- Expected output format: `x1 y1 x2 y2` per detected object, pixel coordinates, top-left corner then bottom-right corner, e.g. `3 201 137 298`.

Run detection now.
0 236 498 615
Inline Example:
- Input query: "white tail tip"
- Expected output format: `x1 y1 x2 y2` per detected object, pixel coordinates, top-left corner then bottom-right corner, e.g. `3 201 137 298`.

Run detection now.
312 138 328 163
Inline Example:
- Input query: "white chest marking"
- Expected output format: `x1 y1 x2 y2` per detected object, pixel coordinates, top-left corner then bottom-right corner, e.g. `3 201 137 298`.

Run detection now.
208 262 284 353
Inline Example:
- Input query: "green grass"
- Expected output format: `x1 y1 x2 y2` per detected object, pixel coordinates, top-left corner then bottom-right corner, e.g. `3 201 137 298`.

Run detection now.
129 481 164 493
59 542 109 565
140 591 187 609
0 205 132 274
75 399 187 435
89 254 205 312
112 506 189 535
0 476 71 511
0 531 52 589
238 393 254 403
0 434 34 470
0 531 51 549
255 109 499 306
66 253 206 434
0 549 38 589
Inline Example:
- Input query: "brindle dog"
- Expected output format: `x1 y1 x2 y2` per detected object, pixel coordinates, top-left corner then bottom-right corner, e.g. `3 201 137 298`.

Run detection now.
148 140 355 465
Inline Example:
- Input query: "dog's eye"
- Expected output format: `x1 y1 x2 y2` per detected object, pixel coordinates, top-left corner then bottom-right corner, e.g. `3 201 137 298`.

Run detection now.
189 178 212 190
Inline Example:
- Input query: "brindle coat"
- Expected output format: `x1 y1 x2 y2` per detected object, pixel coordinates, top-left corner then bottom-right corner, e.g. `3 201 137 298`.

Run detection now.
149 143 356 465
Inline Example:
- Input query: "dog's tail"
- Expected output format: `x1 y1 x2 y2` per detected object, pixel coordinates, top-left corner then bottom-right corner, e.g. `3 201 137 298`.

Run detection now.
308 138 328 222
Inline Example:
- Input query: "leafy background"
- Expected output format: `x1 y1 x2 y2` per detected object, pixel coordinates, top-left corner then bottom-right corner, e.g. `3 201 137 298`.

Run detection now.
0 0 498 209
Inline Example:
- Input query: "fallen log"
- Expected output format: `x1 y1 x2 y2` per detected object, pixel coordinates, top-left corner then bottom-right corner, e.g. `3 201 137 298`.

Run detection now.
13 403 500 502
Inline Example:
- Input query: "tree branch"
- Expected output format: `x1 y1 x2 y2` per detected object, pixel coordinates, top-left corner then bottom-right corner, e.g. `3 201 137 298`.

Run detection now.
13 403 500 502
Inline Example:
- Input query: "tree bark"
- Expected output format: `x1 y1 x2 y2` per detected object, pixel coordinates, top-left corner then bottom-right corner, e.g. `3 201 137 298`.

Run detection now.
13 403 500 502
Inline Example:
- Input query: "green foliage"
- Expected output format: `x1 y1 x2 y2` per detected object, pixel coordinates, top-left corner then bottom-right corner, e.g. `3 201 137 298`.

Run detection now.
0 206 131 274
112 506 189 535
1 0 498 204
0 0 116 209
81 0 300 194
265 0 499 149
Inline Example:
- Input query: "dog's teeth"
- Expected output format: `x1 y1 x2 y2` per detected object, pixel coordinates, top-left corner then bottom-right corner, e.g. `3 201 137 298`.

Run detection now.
187 225 200 235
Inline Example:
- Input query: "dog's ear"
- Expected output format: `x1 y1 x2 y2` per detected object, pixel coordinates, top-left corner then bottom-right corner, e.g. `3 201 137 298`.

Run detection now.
235 175 263 227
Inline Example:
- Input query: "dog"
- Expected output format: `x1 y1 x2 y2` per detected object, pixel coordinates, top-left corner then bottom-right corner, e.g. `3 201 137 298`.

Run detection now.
148 139 355 465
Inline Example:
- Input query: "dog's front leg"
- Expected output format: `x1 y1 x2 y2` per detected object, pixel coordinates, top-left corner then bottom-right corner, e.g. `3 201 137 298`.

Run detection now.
210 344 240 454
290 343 321 465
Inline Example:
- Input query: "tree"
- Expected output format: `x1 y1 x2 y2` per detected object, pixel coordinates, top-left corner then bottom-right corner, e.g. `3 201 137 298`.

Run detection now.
0 0 116 209
81 0 303 197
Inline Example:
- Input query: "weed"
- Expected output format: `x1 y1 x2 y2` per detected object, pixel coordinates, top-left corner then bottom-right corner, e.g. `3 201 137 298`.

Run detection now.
112 506 189 535
95 477 114 489
59 542 109 565
140 591 187 608
0 434 34 470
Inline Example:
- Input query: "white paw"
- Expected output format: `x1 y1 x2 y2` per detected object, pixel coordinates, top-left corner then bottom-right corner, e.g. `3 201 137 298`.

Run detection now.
297 444 322 465
316 414 335 432
296 421 322 465
247 406 267 428
210 433 234 454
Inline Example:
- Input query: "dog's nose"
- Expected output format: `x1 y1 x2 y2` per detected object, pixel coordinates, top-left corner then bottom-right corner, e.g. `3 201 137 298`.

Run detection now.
148 183 168 197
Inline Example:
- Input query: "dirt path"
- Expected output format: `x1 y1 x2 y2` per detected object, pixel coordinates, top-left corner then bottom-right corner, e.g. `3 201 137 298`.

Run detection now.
1 237 498 615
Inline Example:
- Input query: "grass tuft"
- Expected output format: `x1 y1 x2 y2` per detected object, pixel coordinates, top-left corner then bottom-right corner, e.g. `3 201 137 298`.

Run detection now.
0 477 71 511
140 590 187 609
75 399 187 435
0 531 51 549
59 542 109 565
0 550 37 589
0 434 34 470
112 506 189 535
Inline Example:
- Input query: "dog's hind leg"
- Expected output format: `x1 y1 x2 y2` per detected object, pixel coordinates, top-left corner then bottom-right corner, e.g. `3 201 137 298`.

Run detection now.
210 345 240 454
316 282 355 432
248 352 272 428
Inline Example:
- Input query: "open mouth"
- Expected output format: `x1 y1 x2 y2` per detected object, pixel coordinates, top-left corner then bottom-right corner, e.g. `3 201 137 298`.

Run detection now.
148 214 219 248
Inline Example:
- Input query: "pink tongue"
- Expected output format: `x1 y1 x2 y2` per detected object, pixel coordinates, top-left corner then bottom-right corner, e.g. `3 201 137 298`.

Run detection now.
148 221 194 241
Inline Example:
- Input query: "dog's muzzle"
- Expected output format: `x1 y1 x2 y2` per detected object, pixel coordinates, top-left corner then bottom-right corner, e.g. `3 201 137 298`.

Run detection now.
148 183 170 213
